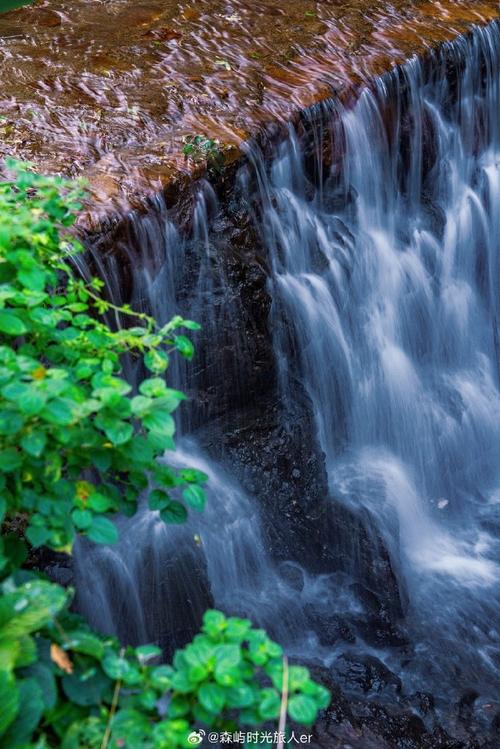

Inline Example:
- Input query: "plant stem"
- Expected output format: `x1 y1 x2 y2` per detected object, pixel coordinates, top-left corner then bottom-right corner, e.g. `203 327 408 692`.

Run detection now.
277 655 289 749
100 648 125 749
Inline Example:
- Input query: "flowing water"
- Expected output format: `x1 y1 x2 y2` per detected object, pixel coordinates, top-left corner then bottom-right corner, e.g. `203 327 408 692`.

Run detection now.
75 19 500 736
244 20 500 702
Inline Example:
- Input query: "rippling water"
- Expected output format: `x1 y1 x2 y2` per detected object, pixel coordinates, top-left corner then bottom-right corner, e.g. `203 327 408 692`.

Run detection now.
1 0 500 210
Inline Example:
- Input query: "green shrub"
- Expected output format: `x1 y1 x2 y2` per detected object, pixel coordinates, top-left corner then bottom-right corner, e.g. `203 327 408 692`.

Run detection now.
0 160 205 562
0 163 330 747
0 586 330 747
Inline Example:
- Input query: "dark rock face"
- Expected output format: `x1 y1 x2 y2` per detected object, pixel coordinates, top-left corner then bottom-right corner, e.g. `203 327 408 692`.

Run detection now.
310 663 500 749
178 216 275 430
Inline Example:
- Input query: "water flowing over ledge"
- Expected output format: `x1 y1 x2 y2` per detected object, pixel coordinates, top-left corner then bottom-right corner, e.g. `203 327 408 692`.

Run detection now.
67 19 500 746
2 0 500 216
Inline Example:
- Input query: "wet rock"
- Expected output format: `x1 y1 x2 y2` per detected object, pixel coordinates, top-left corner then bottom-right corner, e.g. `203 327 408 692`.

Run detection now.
27 546 74 588
412 692 435 715
198 385 328 568
458 691 480 725
333 653 402 696
310 613 356 646
307 662 495 749
278 561 305 591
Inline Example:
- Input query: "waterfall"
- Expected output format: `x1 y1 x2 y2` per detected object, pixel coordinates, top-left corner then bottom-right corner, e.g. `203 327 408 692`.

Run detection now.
74 19 500 737
73 192 318 657
243 21 500 699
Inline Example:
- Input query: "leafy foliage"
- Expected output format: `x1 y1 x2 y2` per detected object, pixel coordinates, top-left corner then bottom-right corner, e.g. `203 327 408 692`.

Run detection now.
0 161 205 565
182 136 224 174
0 163 330 747
0 589 330 747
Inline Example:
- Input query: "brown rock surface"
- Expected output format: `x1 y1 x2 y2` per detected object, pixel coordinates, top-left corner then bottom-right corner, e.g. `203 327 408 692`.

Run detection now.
1 0 499 213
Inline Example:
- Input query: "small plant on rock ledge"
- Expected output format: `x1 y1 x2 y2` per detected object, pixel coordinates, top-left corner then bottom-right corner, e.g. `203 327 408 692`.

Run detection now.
182 135 225 175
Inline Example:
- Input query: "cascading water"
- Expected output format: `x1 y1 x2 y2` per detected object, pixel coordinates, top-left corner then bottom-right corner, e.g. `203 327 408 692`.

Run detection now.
243 21 500 705
73 190 320 657
74 19 500 743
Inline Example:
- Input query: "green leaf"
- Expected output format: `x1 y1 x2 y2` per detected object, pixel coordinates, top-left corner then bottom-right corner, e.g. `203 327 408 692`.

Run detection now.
65 631 105 659
2 679 33 748
111 709 152 745
135 644 162 664
182 485 206 511
61 717 107 749
102 653 130 679
2 381 29 401
160 501 187 524
87 516 118 545
307 682 331 709
139 688 158 711
87 492 114 513
0 580 67 638
148 489 170 511
225 617 251 642
25 661 57 710
144 349 169 373
102 418 133 446
225 684 255 709
0 447 22 472
14 635 37 668
71 509 93 530
287 694 318 725
0 409 24 436
25 524 51 548
0 310 27 336
215 643 241 671
0 639 19 672
130 395 153 416
198 683 226 714
42 398 74 426
143 411 175 437
18 266 46 291
214 643 241 685
150 664 173 690
21 430 47 457
139 378 166 397
102 653 141 684
2 534 27 571
62 669 110 707
180 319 201 330
258 687 281 720
288 665 309 690
203 610 227 637
174 335 194 360
168 695 190 717
18 388 47 416
180 468 208 484
0 672 19 735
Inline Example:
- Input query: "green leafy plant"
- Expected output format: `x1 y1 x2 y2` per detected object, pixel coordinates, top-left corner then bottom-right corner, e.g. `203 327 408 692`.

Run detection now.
182 136 224 174
0 163 330 747
0 161 206 565
0 580 329 747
